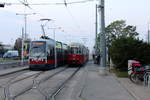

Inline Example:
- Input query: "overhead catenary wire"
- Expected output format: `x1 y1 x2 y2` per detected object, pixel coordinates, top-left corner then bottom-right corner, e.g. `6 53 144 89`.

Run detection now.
63 0 95 38
5 0 93 41
3 0 96 23
18 0 32 9
65 7 84 33
3 0 95 6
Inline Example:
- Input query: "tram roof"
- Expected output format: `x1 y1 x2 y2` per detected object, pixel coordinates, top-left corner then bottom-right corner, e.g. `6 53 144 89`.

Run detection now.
69 42 85 48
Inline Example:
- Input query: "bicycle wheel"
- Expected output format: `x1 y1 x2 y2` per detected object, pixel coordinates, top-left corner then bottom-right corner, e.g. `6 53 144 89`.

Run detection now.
130 73 138 83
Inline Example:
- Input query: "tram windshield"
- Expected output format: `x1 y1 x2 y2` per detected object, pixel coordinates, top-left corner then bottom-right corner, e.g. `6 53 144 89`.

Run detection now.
70 47 82 54
30 41 46 57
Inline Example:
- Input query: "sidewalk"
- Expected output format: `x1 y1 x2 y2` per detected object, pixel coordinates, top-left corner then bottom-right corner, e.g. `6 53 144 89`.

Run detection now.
80 62 135 100
118 78 150 100
0 66 28 76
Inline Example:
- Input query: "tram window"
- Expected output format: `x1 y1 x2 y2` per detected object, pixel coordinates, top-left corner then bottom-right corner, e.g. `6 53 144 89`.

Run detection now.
52 48 54 57
47 46 51 56
79 48 82 54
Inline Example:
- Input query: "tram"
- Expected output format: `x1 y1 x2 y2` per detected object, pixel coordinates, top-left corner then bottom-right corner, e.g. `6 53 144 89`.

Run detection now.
67 43 89 66
29 38 67 70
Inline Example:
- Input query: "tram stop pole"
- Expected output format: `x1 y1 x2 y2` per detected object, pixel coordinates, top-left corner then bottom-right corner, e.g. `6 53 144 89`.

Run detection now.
21 28 24 66
98 0 107 75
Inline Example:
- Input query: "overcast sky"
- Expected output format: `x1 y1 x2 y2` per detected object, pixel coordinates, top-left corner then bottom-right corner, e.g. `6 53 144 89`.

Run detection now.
0 0 150 51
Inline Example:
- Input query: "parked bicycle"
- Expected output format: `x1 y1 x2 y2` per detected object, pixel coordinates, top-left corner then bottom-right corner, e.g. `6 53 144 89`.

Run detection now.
129 62 150 83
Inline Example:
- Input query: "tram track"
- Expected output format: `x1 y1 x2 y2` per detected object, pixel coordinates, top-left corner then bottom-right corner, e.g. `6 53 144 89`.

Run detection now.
5 67 68 100
0 69 31 88
0 66 81 100
3 71 45 100
50 67 80 100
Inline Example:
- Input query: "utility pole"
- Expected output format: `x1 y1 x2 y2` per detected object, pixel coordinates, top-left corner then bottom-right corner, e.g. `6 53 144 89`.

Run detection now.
53 29 57 68
21 28 24 65
98 0 107 75
95 4 98 51
148 23 150 43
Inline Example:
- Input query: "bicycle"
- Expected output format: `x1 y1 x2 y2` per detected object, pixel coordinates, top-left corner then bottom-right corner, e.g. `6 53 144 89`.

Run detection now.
130 68 145 83
129 63 145 83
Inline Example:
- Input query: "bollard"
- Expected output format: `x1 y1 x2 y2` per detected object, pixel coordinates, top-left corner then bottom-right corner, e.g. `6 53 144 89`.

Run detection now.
148 75 150 88
144 73 147 86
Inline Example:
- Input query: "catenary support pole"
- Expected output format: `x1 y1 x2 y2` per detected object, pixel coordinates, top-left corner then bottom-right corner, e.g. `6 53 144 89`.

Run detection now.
53 29 57 68
148 23 150 43
21 28 24 65
99 0 107 75
95 4 98 51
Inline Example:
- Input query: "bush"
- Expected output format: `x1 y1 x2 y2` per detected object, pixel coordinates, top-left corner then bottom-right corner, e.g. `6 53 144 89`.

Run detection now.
109 37 150 71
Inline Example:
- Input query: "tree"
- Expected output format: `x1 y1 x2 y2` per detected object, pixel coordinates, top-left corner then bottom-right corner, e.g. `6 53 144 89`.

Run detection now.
105 20 139 47
14 38 22 56
0 42 5 55
104 20 150 71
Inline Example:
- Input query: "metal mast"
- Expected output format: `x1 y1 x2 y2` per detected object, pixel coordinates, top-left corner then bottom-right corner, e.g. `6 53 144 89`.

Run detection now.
95 4 98 51
21 28 24 65
148 23 150 43
16 13 36 40
99 0 107 74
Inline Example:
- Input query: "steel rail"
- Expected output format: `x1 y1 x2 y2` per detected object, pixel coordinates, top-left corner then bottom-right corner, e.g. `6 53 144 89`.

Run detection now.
50 67 80 100
11 67 68 100
0 70 30 88
4 71 44 100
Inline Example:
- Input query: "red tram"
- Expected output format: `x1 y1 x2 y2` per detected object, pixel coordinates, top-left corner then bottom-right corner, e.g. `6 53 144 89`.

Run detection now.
67 43 89 66
29 39 68 70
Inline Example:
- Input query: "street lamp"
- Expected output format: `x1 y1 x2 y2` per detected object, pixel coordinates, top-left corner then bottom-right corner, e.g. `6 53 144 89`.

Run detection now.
16 13 36 65
16 13 36 40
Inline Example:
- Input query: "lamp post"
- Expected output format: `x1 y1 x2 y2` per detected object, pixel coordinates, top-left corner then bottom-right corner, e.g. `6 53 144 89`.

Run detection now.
16 13 36 64
16 13 36 40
